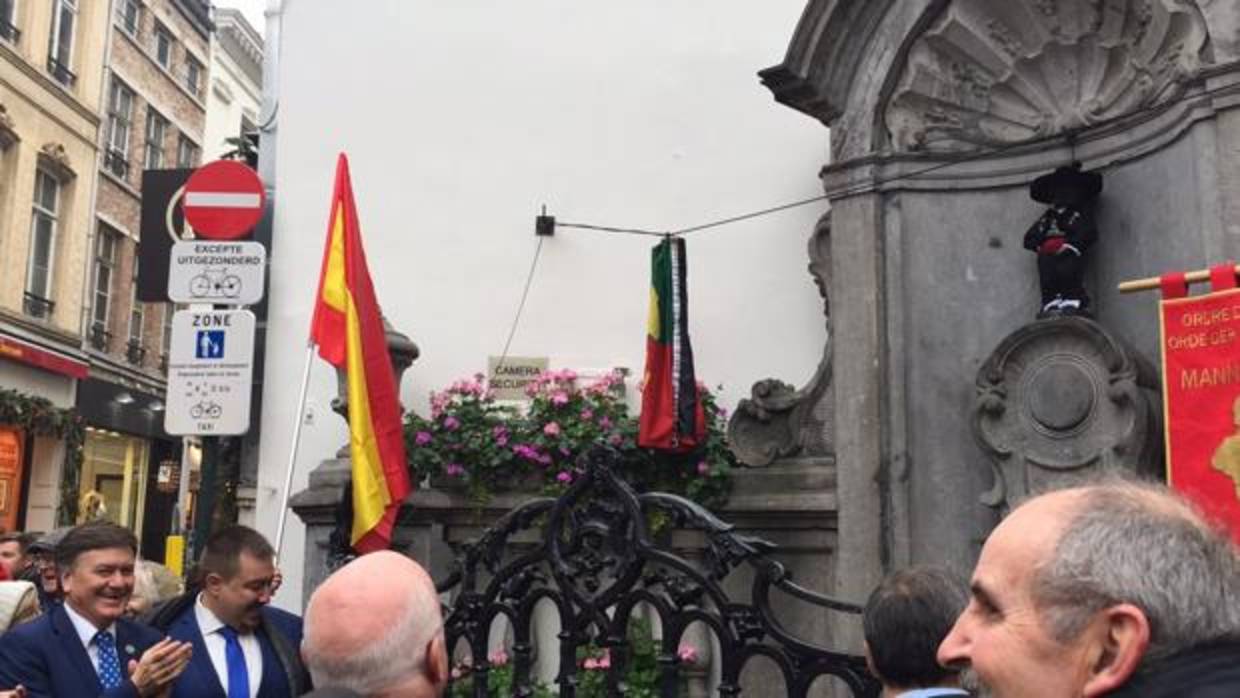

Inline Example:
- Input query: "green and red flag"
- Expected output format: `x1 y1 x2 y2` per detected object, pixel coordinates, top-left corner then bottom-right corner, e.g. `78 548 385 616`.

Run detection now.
310 153 412 553
639 237 706 452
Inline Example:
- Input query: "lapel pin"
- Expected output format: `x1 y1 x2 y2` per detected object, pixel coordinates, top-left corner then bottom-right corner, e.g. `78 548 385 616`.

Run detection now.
125 644 136 656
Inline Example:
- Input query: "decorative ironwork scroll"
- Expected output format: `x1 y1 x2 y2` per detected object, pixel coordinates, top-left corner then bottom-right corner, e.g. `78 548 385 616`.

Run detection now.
433 447 878 697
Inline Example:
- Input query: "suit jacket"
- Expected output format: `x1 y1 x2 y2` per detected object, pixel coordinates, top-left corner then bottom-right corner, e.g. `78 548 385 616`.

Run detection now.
0 603 163 698
161 596 308 698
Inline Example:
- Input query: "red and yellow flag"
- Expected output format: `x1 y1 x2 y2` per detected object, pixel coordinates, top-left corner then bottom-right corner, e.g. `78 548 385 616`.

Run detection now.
638 237 706 452
310 153 411 553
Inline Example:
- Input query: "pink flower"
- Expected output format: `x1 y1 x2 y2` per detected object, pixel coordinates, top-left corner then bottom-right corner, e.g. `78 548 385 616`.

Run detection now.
608 433 623 446
492 425 509 447
443 416 460 431
697 461 710 475
598 416 613 430
488 649 509 666
551 391 569 406
446 463 465 477
543 422 561 437
583 649 610 670
677 644 699 664
556 471 573 484
580 408 594 420
415 431 433 446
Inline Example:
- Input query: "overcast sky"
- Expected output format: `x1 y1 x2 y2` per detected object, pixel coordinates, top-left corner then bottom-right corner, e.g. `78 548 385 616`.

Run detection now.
218 0 266 36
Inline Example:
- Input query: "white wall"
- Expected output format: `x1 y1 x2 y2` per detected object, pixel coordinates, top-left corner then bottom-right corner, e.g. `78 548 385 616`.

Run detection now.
203 46 261 161
257 0 828 609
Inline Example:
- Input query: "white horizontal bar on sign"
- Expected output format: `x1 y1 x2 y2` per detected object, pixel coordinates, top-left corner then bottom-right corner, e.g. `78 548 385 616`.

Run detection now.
185 192 262 208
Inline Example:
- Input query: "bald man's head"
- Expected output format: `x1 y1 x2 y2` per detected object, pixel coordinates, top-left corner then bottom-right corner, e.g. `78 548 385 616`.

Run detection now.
303 551 448 697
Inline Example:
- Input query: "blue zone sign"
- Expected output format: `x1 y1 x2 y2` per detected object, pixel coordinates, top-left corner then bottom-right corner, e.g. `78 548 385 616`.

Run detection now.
196 330 225 359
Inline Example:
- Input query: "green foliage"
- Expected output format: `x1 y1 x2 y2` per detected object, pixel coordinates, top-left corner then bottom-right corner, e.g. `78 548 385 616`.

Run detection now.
404 370 734 509
575 618 664 698
0 388 85 525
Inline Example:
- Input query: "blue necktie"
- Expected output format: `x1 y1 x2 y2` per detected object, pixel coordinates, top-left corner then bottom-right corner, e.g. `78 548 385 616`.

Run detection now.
94 630 123 689
219 626 250 698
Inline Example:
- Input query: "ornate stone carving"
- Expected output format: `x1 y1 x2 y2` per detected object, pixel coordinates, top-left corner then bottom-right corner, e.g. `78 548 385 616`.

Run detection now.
972 316 1161 511
37 142 75 180
0 104 17 150
728 213 834 466
884 0 1208 152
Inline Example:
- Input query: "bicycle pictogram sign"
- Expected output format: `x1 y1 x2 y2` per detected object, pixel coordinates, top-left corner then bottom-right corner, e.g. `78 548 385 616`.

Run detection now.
189 268 243 299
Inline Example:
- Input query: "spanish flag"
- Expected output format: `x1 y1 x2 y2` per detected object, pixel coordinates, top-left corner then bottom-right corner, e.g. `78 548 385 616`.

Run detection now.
310 153 411 553
638 237 706 452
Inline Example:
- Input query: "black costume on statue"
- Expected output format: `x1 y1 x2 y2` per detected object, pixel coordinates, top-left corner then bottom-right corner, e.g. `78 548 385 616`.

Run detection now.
1022 163 1103 317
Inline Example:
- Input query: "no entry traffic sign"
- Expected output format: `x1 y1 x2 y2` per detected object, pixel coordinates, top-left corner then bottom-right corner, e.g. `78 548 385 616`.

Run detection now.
183 160 266 240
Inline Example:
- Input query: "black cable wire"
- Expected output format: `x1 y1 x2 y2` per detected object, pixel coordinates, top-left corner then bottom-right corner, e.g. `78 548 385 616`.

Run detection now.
556 222 666 237
497 235 545 367
672 194 829 235
553 79 1240 239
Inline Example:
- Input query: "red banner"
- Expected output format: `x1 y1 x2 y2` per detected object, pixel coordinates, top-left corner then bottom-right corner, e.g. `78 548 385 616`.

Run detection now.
1161 288 1240 540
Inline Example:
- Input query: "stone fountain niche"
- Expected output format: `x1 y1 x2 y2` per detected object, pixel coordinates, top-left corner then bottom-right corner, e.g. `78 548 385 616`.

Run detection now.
757 0 1240 612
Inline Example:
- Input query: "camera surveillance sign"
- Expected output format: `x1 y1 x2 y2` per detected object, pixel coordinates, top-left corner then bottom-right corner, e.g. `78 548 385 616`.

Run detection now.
167 240 266 305
165 309 256 435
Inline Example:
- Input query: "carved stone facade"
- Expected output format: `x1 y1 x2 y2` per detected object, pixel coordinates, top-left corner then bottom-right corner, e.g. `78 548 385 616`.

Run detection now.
761 0 1240 618
729 213 834 466
973 316 1162 510
886 0 1209 152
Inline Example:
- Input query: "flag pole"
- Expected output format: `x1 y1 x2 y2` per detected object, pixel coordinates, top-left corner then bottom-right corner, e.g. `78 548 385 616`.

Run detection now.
1119 264 1240 293
274 340 316 559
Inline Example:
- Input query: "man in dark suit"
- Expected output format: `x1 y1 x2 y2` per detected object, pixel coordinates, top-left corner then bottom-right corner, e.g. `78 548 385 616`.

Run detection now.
0 522 193 697
147 525 309 698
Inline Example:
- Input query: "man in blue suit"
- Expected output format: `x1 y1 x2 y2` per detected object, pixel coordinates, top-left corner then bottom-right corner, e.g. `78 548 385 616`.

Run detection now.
147 525 309 698
0 522 193 697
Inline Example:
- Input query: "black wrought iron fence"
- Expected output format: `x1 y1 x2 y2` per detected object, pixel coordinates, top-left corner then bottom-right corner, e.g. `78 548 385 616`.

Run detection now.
431 447 879 698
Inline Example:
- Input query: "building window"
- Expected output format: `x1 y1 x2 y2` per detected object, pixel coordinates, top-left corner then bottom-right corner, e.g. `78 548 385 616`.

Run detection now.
176 135 198 168
47 0 77 87
127 258 145 365
92 224 120 332
153 22 172 69
0 0 19 43
117 0 140 36
185 56 202 97
24 169 59 319
105 78 134 179
144 109 167 170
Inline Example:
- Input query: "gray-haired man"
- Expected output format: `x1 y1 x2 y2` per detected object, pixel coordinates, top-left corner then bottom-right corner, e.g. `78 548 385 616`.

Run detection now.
938 480 1240 697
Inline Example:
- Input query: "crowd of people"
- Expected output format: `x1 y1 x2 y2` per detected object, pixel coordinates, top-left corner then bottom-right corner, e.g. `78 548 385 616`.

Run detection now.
0 478 1235 697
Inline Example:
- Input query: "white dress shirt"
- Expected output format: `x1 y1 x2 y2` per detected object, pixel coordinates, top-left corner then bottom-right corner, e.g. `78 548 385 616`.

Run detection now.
63 601 116 674
194 593 263 698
